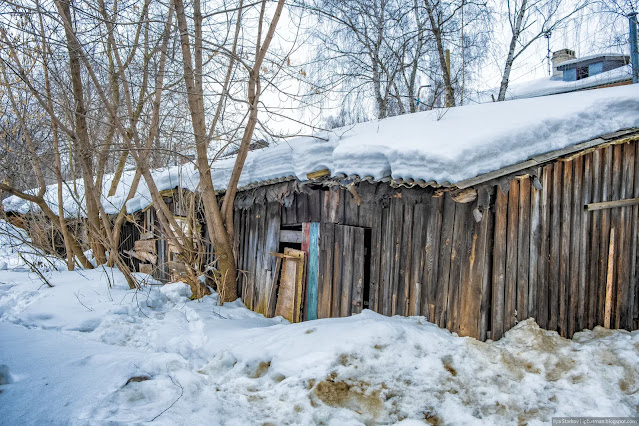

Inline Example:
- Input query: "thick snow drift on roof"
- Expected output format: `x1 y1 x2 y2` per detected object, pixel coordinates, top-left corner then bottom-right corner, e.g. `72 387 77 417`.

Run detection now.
4 84 639 216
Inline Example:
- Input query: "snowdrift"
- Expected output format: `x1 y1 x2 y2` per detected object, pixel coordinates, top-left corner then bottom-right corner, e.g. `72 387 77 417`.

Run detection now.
1 266 638 425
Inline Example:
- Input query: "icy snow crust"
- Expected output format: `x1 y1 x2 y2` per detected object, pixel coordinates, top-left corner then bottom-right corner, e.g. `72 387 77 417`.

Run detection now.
1 246 639 424
4 84 639 217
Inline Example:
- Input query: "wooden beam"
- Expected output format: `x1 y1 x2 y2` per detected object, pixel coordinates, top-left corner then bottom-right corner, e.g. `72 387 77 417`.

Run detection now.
123 249 157 265
451 188 477 203
279 230 303 244
306 169 330 180
134 239 157 254
269 251 303 260
585 197 639 211
604 228 615 329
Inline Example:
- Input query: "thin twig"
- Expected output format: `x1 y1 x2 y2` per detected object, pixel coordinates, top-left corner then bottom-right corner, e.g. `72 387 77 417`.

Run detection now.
74 291 94 311
19 253 54 288
150 370 184 422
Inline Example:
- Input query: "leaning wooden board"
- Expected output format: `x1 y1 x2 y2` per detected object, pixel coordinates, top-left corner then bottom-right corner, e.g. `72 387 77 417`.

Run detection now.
274 248 306 323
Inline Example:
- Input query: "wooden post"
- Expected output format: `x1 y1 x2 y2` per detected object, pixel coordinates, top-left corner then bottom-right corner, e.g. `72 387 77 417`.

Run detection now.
604 228 615 329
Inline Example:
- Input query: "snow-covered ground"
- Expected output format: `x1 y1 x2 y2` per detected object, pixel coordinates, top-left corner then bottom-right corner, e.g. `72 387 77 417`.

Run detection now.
1 223 638 424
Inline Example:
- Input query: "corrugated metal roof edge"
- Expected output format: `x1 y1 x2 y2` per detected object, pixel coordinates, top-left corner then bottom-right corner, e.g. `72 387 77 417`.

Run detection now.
226 128 639 197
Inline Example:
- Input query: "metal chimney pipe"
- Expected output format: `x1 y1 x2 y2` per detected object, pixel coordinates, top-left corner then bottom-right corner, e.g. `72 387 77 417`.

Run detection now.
629 12 639 83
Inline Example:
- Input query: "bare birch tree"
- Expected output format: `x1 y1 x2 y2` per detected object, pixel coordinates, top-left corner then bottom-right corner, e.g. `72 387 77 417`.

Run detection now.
497 0 588 101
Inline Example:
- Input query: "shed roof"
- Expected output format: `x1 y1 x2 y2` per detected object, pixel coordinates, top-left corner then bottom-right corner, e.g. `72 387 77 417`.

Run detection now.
556 53 629 70
4 84 639 217
474 64 632 102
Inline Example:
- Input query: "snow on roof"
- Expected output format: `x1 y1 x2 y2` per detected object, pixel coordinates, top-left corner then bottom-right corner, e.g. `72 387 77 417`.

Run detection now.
556 52 629 69
4 84 639 216
474 65 632 102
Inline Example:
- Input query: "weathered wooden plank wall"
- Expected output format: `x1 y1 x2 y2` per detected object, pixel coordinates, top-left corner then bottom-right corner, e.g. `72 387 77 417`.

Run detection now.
118 219 141 272
233 139 639 340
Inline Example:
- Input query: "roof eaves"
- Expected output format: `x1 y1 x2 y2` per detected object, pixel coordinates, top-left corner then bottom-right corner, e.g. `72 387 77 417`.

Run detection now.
557 55 630 70
453 128 639 189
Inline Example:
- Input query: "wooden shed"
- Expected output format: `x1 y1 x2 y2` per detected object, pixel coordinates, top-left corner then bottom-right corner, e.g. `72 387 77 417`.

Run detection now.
225 128 639 340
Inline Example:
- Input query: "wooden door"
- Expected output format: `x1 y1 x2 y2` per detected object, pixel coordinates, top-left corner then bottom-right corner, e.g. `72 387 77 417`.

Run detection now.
315 223 366 318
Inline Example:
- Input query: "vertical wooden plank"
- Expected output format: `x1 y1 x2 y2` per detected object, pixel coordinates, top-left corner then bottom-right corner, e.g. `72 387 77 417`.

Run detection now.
517 177 531 323
435 194 456 328
233 206 241 260
492 186 508 340
398 203 414 316
609 145 622 328
379 208 394 316
422 195 442 323
266 257 282 318
244 205 259 311
549 162 563 332
369 204 383 313
340 225 355 317
447 202 471 333
306 222 320 320
631 143 639 329
322 190 332 223
265 202 282 272
351 227 366 314
332 223 344 316
234 209 245 294
294 193 307 224
505 179 519 332
598 146 613 326
528 172 541 322
309 190 322 223
336 189 346 224
479 195 495 341
242 209 252 292
624 142 635 331
317 222 334 318
568 157 582 337
460 200 489 339
358 200 374 228
344 192 359 226
390 199 404 316
253 202 269 315
605 227 616 329
559 160 573 337
616 143 633 329
588 149 602 329
301 222 311 319
283 195 296 225
409 203 427 316
610 145 623 329
579 153 592 332
537 165 552 330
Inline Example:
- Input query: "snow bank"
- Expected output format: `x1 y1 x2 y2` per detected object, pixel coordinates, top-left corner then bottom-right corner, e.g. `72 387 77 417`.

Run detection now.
4 84 639 218
1 266 638 424
0 219 66 271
